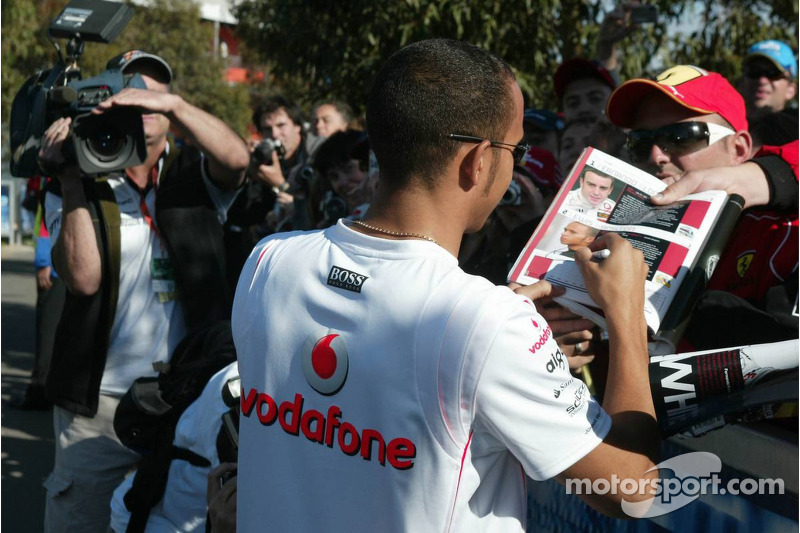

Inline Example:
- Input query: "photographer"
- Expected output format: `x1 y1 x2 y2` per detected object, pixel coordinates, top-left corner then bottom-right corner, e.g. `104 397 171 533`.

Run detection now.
225 96 323 281
39 50 248 533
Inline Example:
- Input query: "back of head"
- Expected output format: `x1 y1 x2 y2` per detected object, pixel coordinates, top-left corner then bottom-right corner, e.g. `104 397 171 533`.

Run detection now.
366 39 516 189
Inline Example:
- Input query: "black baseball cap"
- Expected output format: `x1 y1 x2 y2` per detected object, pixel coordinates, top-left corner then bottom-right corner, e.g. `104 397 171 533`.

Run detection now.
106 50 173 83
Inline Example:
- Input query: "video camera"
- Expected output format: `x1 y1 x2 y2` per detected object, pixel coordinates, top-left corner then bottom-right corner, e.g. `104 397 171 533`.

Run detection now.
9 0 146 178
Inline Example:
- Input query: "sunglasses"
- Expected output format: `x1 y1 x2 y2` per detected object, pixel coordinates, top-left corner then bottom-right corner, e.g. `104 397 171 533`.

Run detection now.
743 64 789 81
626 121 734 164
448 134 530 165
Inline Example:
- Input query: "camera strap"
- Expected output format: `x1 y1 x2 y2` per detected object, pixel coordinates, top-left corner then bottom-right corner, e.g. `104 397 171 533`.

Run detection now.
126 165 161 240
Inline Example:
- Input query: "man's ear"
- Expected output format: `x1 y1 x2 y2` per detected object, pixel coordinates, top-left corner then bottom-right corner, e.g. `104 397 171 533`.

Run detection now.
730 130 753 164
458 140 492 192
786 81 798 102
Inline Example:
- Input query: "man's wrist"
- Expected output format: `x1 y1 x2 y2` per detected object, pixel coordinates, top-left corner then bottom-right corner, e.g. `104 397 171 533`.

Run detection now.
272 181 290 194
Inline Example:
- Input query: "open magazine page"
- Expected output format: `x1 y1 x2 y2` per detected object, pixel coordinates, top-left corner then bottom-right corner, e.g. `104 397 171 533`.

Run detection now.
508 147 730 337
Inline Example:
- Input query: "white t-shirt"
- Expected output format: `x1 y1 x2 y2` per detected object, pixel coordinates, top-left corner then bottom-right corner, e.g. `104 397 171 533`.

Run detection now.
564 188 616 223
45 155 238 396
109 362 239 533
232 219 610 533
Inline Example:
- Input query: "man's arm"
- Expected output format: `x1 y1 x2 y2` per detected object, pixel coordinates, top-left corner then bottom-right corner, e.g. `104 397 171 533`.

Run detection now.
39 117 102 296
559 235 659 516
93 89 250 190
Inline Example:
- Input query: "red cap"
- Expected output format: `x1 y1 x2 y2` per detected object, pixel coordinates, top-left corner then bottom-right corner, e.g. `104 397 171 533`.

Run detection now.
554 58 617 99
606 65 748 132
517 147 563 189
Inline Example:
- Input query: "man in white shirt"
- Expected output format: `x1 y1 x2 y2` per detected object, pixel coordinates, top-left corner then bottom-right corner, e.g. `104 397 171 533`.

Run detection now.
233 38 658 532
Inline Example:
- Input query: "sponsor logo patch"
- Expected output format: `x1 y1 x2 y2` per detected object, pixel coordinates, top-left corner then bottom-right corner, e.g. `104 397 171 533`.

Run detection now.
302 329 349 395
327 266 368 293
736 251 755 278
546 348 567 373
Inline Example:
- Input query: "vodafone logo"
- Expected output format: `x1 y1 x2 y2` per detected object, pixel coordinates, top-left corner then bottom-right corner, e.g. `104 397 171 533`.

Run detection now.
302 329 349 395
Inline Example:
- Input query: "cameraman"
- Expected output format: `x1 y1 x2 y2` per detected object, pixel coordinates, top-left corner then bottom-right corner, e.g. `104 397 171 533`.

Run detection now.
38 51 248 533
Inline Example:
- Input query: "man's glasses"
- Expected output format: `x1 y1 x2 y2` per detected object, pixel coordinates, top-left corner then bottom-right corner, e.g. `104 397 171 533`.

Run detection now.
626 121 734 164
448 134 530 165
743 64 789 81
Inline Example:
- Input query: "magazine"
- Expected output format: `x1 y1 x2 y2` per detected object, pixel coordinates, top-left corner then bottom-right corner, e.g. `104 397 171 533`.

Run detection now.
507 147 744 355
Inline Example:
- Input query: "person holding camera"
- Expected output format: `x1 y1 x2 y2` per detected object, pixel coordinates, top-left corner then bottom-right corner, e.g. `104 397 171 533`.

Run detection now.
249 95 323 228
38 50 248 533
224 96 324 284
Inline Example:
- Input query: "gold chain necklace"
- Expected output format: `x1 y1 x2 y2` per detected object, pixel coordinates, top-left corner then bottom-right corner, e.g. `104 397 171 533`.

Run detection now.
351 220 441 247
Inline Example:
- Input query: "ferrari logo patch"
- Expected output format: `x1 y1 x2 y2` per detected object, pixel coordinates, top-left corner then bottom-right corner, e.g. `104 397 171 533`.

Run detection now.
736 251 755 278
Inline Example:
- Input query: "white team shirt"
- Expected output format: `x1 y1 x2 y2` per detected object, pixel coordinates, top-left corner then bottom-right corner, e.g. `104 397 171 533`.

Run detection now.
45 154 238 396
232 220 610 532
564 188 616 223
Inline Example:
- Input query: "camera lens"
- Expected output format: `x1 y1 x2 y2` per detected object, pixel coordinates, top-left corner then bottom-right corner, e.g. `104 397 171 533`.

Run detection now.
87 130 126 160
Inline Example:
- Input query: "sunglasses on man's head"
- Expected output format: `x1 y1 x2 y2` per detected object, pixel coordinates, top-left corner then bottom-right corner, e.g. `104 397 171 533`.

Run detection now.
743 63 789 81
448 134 531 165
626 121 734 165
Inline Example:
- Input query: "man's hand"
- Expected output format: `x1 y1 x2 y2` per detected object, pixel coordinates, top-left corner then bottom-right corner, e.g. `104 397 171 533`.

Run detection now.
36 266 53 291
91 87 178 117
207 462 237 533
254 150 287 189
650 162 770 210
574 234 648 324
38 117 81 180
595 2 642 70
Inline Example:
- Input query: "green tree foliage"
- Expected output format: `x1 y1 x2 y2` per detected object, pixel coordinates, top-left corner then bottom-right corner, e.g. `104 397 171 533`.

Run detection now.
232 0 797 117
2 0 251 138
668 0 799 83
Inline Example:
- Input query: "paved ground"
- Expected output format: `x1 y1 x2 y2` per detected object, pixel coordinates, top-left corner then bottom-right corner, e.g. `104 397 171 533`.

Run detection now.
2 244 53 533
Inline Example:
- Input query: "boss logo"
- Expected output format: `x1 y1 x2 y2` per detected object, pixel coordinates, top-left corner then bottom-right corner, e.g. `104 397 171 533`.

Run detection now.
327 266 369 293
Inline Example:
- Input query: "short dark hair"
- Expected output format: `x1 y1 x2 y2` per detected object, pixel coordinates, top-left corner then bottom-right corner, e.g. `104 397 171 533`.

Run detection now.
252 95 305 131
366 39 516 189
315 101 353 125
314 129 366 178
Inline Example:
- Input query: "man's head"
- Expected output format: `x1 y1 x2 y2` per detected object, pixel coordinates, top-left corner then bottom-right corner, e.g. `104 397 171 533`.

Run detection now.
559 119 593 172
738 40 797 117
367 39 519 195
314 129 368 198
252 96 305 159
607 65 752 180
106 50 173 146
579 170 614 206
560 221 599 250
523 109 563 157
314 101 352 138
554 58 616 124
